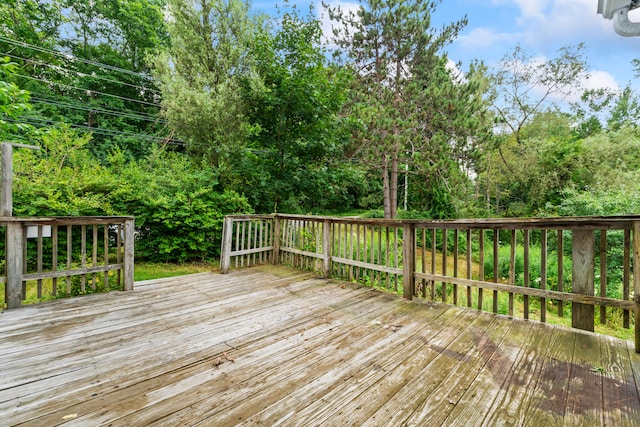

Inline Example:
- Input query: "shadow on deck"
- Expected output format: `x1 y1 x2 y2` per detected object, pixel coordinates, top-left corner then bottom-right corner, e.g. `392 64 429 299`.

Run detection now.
1 265 639 426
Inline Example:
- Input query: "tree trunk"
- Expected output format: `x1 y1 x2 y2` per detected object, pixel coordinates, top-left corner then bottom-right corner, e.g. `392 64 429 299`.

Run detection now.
390 147 398 219
382 154 392 219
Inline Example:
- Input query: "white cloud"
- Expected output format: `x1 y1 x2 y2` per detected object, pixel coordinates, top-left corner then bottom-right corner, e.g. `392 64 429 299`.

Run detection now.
316 0 360 48
458 27 522 50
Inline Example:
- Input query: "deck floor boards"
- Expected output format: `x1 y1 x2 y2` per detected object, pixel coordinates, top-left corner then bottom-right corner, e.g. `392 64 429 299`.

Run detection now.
1 265 639 426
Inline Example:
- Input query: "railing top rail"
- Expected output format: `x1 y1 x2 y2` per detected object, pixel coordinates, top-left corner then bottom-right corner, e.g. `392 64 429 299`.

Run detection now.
0 216 135 227
225 213 640 230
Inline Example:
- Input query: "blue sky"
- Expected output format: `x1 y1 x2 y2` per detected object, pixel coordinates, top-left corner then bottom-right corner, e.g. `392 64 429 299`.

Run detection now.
253 0 640 96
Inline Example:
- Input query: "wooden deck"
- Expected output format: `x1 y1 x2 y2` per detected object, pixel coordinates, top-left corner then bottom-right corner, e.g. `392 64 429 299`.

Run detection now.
1 265 639 426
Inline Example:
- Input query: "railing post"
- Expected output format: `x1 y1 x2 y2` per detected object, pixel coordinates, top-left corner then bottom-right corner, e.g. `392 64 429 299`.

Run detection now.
5 221 23 308
123 218 135 291
322 218 332 278
572 229 595 332
633 221 640 353
220 216 233 274
403 222 415 300
272 215 281 266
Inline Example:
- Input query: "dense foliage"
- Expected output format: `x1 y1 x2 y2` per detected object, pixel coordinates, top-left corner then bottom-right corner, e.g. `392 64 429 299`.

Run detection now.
2 0 640 261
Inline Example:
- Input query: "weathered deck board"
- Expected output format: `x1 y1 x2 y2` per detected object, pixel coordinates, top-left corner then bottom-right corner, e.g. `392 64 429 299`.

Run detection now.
1 265 639 426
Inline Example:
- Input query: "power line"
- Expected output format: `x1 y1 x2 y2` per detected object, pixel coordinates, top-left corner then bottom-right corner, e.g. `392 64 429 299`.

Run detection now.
0 35 154 81
30 96 167 124
1 51 160 95
16 73 162 108
8 116 185 146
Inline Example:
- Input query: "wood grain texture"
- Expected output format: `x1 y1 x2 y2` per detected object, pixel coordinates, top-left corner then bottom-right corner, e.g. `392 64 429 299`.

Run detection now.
2 265 637 426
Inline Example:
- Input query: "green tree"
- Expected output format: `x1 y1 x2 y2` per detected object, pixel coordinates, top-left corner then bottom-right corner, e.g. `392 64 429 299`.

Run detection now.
152 0 264 167
0 57 32 139
1 0 169 161
325 0 471 218
234 5 356 213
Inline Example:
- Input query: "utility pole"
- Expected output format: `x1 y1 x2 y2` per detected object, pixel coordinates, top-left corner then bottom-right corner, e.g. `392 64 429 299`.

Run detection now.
1 141 40 216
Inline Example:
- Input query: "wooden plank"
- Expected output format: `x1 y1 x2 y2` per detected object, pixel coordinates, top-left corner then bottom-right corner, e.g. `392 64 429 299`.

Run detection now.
434 317 536 426
92 225 98 290
493 229 499 314
332 256 403 276
541 229 547 323
5 222 23 308
625 228 631 329
22 264 123 281
453 229 459 304
363 313 509 426
572 230 595 332
521 327 575 426
442 228 448 302
37 226 43 298
1 265 637 427
558 230 564 318
564 332 604 425
231 246 275 257
52 225 58 295
600 230 607 325
81 285 411 426
480 323 559 426
478 229 484 310
415 273 635 310
431 228 437 300
524 229 530 319
600 335 640 427
466 229 472 308
509 229 516 317
279 306 478 426
634 222 640 352
403 223 415 300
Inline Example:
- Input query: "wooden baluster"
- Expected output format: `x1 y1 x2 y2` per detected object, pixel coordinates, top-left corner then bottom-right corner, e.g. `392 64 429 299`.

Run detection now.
509 229 516 317
453 229 459 305
557 230 564 318
466 229 472 308
540 229 547 323
624 229 631 329
493 229 499 314
442 228 447 302
478 229 484 310
600 230 607 325
572 229 595 332
523 229 530 320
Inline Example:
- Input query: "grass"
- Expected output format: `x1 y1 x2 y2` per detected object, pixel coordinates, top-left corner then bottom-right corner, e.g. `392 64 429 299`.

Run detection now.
134 262 217 281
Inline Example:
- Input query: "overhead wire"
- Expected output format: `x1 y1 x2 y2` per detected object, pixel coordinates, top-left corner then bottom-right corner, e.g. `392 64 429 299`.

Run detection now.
0 35 154 81
0 36 189 147
15 73 162 108
8 116 186 146
30 95 168 124
1 51 160 95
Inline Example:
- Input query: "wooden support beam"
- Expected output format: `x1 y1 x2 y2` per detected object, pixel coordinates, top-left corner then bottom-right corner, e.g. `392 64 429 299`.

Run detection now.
5 221 23 308
402 223 415 300
633 222 640 353
220 217 233 274
322 219 331 278
123 219 135 291
272 215 281 266
572 229 595 332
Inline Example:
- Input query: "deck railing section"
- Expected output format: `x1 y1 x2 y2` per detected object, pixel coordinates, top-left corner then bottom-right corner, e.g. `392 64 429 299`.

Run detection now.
221 214 640 351
1 216 134 309
220 215 276 273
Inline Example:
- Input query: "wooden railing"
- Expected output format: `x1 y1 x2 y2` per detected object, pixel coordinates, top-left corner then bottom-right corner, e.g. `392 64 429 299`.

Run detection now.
1 216 135 309
221 214 640 351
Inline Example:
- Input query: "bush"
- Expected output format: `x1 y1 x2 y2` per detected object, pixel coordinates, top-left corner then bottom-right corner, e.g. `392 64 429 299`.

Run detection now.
108 151 253 262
